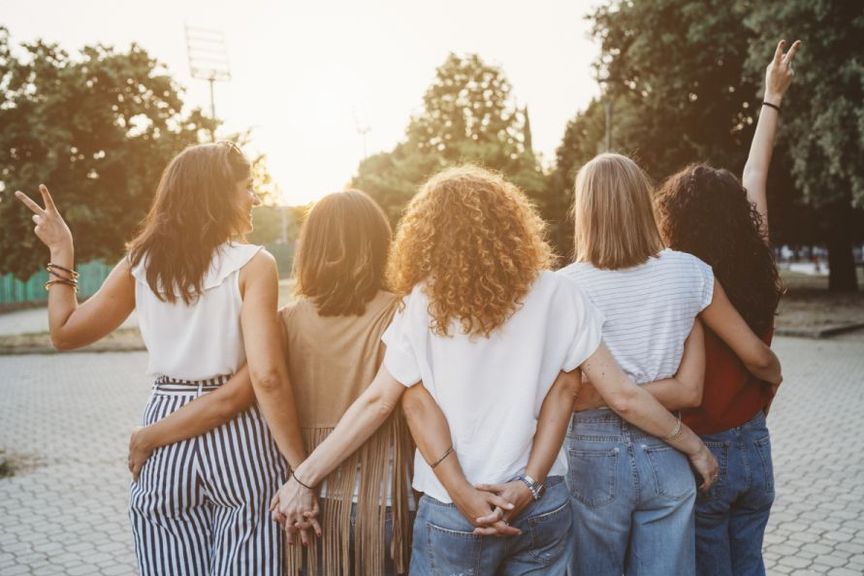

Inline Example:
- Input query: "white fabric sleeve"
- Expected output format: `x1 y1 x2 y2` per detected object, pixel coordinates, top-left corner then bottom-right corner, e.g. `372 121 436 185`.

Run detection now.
695 257 715 311
381 303 421 387
561 283 605 372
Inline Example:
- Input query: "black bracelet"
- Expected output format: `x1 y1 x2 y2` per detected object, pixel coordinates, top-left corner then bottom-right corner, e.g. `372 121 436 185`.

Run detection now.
761 100 782 113
430 446 454 470
292 471 314 490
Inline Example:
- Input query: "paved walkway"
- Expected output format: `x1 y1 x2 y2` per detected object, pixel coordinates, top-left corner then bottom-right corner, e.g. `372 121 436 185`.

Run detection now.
1 336 863 575
0 307 138 337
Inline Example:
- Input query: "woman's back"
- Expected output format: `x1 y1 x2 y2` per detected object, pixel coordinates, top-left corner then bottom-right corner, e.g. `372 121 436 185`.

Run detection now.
131 242 262 380
383 271 603 502
559 249 713 384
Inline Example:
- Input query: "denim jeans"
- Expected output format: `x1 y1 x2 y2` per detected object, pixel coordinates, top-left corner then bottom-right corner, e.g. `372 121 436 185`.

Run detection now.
566 410 697 576
695 411 775 576
409 476 572 575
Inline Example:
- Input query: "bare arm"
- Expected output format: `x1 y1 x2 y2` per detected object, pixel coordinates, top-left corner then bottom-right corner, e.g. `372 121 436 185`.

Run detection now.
15 185 135 350
401 384 519 535
128 366 255 479
742 39 800 240
582 343 718 490
700 280 781 385
574 320 705 412
640 319 705 410
239 252 307 469
273 364 406 540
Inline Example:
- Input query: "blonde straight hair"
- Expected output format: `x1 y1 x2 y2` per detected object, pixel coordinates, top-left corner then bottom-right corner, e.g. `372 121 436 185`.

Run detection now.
572 153 664 269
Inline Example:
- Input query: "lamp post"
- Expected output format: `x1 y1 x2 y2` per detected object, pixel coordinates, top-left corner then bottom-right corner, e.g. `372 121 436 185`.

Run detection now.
185 25 231 142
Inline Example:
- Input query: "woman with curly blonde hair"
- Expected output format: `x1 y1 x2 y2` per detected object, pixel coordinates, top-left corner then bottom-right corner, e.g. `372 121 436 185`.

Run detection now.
274 165 719 575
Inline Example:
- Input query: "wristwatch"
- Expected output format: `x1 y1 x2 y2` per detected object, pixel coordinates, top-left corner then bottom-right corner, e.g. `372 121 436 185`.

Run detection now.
517 474 546 501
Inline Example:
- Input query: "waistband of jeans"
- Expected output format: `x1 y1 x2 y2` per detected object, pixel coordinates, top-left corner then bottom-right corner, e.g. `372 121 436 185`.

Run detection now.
152 374 231 395
569 409 660 439
421 476 565 509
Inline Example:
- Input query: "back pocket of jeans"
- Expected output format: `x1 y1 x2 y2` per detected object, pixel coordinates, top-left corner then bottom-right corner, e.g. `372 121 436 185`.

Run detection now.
527 498 571 566
568 447 618 508
426 522 481 575
643 444 697 500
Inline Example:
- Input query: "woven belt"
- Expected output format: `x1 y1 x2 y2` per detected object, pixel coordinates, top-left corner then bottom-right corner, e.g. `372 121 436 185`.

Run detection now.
153 374 231 396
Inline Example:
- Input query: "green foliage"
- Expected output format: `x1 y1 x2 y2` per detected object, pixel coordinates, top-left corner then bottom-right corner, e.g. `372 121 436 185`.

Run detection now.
0 28 216 279
351 53 564 253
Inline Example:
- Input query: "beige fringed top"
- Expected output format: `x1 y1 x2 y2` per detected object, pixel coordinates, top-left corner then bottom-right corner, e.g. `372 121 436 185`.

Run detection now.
280 290 414 576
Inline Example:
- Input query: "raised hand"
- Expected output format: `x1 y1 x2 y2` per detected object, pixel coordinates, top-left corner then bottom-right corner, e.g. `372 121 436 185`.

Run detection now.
765 39 800 106
15 185 73 252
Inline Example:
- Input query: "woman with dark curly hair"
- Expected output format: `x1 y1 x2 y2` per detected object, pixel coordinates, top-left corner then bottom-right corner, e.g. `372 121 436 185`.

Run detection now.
272 165 719 575
655 39 799 576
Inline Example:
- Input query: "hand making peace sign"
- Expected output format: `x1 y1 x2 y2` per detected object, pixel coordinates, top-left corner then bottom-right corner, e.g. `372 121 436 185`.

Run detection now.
765 39 801 106
15 185 73 252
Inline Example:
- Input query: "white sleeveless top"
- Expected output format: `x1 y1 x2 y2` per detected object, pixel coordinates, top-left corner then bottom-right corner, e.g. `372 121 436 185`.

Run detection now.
130 242 263 380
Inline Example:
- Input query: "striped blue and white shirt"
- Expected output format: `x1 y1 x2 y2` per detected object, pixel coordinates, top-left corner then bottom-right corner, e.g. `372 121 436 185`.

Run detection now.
558 249 714 385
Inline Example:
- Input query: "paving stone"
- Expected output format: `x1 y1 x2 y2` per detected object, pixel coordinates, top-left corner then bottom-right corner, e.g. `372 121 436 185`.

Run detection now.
2 337 864 574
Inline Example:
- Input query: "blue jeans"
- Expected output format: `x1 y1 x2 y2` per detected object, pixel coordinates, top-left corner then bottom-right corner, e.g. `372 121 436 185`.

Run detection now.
410 476 572 575
695 411 775 576
566 410 697 576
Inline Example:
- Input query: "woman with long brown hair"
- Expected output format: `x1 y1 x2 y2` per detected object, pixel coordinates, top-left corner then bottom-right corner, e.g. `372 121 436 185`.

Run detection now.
16 142 309 575
655 40 799 575
272 165 718 575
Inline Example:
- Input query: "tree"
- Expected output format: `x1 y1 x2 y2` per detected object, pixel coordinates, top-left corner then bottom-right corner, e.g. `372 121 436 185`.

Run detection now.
0 28 215 279
743 1 864 291
352 53 557 251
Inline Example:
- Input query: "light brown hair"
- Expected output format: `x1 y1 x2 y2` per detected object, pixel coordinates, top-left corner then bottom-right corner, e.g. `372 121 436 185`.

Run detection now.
388 165 553 337
294 190 392 316
127 141 251 304
572 153 664 269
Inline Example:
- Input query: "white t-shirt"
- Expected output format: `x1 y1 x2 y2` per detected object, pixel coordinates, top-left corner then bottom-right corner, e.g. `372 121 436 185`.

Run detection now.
381 270 604 503
558 249 714 385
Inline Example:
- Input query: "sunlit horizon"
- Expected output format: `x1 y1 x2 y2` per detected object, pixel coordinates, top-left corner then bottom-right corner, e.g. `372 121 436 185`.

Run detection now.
3 0 602 205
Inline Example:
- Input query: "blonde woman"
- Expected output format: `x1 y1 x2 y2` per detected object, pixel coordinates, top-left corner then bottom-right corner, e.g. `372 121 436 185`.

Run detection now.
272 166 718 575
561 153 782 576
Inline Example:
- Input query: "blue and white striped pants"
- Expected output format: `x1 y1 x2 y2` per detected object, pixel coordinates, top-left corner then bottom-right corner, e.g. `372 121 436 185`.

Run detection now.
129 377 286 576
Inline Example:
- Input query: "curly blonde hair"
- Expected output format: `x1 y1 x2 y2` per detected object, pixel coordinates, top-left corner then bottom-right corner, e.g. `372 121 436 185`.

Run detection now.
388 165 554 337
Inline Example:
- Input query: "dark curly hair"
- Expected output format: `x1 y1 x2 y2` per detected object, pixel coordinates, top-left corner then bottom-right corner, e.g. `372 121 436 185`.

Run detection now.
655 164 782 336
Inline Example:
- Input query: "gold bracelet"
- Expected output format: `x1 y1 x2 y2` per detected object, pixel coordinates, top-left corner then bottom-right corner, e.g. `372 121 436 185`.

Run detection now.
44 279 78 292
663 413 683 441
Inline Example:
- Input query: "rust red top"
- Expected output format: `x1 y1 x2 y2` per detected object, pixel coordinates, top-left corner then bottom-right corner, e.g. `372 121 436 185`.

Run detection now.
683 327 776 436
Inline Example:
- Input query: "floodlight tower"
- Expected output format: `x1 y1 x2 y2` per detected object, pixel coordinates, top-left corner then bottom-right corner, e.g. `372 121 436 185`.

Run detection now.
185 25 231 142
353 109 372 160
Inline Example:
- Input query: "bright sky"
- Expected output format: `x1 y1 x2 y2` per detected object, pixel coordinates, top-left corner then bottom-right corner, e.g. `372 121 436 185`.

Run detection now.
4 0 602 204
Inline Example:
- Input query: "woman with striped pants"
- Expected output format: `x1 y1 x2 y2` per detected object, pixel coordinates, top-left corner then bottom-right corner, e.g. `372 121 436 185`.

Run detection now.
16 142 312 574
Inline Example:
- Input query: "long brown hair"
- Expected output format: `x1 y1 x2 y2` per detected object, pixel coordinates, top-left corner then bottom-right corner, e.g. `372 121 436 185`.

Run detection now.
294 190 392 316
572 153 664 269
127 142 251 304
388 165 553 337
656 164 782 335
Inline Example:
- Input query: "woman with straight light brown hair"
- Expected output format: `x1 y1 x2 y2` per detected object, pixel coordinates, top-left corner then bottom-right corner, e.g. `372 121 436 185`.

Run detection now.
561 153 782 576
16 141 309 575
